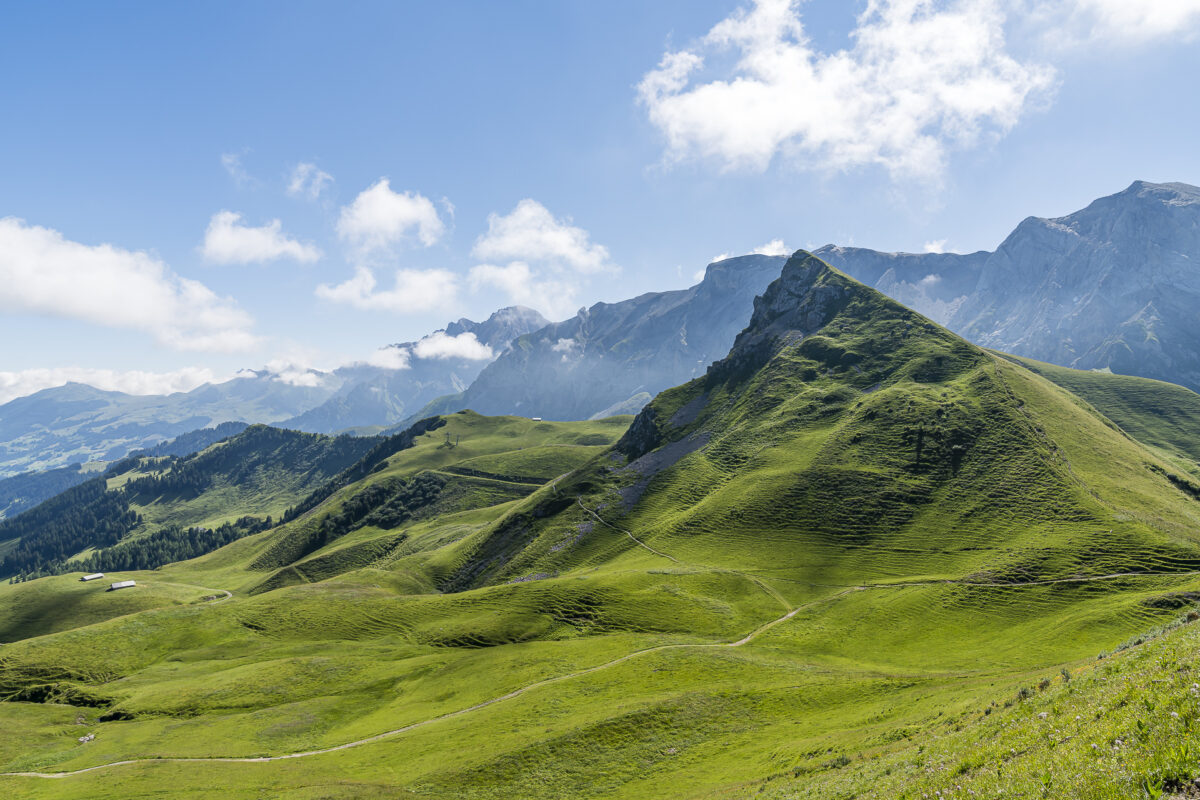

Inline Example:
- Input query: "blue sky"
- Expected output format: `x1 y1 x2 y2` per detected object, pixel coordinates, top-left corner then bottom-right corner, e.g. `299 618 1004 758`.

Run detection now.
2 0 1200 401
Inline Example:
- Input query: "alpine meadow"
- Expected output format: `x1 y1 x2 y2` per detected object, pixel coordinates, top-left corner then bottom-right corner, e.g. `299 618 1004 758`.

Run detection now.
4 2 1200 798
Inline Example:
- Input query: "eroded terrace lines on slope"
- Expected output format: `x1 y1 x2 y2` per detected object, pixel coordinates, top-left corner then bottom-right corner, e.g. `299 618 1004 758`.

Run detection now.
8 567 1200 780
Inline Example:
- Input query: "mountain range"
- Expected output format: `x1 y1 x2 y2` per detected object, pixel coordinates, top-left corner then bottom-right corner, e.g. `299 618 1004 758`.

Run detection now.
2 180 1198 480
0 307 546 477
4 251 1200 797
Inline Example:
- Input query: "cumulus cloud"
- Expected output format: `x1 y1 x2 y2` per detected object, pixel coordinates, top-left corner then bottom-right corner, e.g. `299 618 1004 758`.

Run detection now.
752 239 790 256
918 273 943 286
638 0 1055 179
364 346 412 370
924 239 949 253
287 162 334 200
0 366 224 405
202 210 322 265
411 331 494 361
337 179 445 251
351 333 492 373
0 217 257 352
315 265 459 313
1056 0 1200 42
468 200 614 319
257 359 332 387
472 199 613 274
468 262 582 321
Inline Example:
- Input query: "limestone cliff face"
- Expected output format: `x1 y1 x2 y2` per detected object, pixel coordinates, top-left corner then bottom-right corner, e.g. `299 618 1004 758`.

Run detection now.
821 181 1200 392
418 254 788 423
705 252 854 384
950 181 1200 390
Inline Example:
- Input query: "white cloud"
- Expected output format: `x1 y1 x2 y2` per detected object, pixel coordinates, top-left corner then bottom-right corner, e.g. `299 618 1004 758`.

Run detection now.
918 273 942 286
364 346 412 371
1057 0 1200 42
710 252 731 263
0 217 257 352
412 331 494 361
337 179 445 251
468 262 581 321
0 366 223 405
472 199 613 274
638 0 1055 179
924 239 949 253
287 162 334 200
551 338 578 353
752 239 789 256
468 200 615 320
315 265 459 313
259 359 332 387
221 152 255 187
202 210 322 265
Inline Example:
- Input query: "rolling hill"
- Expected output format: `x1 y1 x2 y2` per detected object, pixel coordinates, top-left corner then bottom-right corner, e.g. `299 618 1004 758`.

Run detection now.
3 252 1200 798
0 425 381 581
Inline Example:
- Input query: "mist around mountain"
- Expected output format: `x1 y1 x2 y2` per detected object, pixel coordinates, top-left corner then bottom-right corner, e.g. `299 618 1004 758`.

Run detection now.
4 181 1199 485
406 254 786 424
0 308 545 478
283 306 547 433
0 376 335 478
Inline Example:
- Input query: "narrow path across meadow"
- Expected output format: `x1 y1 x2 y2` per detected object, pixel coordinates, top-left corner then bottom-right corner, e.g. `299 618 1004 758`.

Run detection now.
6 506 1200 780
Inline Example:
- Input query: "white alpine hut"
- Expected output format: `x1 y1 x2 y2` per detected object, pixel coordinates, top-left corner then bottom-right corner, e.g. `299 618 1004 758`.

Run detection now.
80 573 105 582
108 580 136 591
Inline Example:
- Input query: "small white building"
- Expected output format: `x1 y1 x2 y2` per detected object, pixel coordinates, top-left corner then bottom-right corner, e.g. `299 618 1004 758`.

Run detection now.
108 580 136 591
531 417 543 421
80 573 104 582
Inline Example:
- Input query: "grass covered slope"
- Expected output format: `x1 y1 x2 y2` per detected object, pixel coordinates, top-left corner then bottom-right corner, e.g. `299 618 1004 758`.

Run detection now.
1002 353 1200 475
4 253 1200 799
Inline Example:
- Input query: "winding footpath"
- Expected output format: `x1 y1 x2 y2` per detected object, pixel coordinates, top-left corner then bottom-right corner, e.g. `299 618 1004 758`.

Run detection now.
2 597 818 779
6 509 1199 780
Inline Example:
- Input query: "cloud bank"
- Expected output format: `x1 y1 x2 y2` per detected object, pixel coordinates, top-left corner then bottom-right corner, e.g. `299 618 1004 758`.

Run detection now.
0 217 257 352
0 366 223 405
315 265 459 313
469 199 614 319
638 0 1054 179
202 211 322 265
337 179 445 251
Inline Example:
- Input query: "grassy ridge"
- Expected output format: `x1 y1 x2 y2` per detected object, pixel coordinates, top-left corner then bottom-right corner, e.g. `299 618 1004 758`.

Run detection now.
3 254 1200 798
1001 353 1200 474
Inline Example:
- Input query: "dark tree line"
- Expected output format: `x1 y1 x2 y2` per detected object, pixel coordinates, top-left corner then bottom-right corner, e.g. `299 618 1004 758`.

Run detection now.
0 478 140 579
73 516 272 574
125 425 378 503
283 416 445 523
317 473 446 541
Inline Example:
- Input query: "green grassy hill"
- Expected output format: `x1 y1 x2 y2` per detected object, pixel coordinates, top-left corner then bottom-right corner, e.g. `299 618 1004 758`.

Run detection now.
999 353 1200 476
3 252 1200 799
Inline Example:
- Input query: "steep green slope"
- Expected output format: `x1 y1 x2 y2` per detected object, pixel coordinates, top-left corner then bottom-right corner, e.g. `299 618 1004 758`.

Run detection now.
1001 353 1200 474
3 253 1200 799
